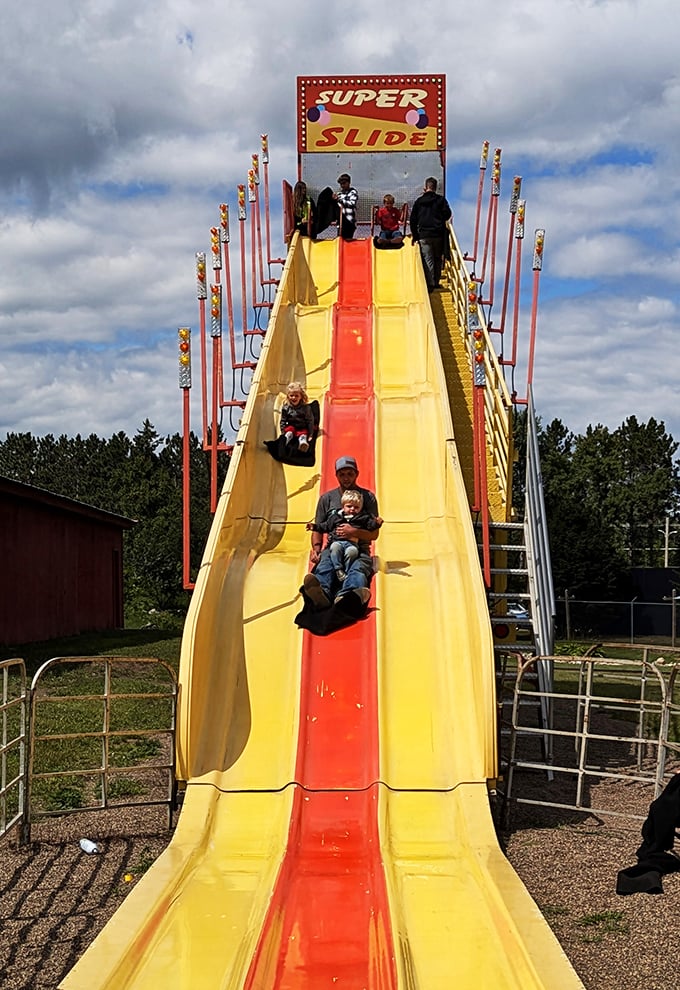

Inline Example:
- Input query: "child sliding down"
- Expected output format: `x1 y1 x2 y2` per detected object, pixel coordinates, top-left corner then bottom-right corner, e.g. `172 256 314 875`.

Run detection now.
280 381 315 452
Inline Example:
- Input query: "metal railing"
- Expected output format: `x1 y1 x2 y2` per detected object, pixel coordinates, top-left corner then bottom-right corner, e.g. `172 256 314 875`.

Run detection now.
22 656 177 844
524 386 555 658
500 653 680 828
0 658 27 840
447 225 514 514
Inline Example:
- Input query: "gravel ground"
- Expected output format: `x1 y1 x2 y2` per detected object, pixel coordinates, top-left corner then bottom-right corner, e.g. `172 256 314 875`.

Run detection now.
0 806 176 990
501 799 679 990
496 672 680 990
2 687 677 990
0 795 673 990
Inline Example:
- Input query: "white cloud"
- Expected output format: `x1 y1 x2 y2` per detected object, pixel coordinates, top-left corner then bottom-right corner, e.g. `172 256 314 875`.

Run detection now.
1 0 679 449
532 289 680 436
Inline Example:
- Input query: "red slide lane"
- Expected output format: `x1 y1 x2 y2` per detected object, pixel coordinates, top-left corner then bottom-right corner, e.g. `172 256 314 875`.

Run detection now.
244 240 397 987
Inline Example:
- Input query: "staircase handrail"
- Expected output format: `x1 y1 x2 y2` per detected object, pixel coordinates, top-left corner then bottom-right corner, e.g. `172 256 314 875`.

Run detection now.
524 384 556 656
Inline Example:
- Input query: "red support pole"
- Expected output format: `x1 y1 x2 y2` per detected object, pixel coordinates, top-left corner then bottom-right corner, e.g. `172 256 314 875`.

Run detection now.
208 226 227 433
223 233 236 368
207 275 223 505
472 374 481 513
480 149 501 305
250 180 258 307
252 156 276 290
484 196 499 308
178 327 194 591
510 233 523 368
470 326 491 586
526 229 545 394
261 134 283 267
224 227 256 373
498 177 522 337
238 184 248 339
477 386 491 588
469 140 489 264
210 338 219 514
262 135 272 264
248 170 273 318
195 253 209 445
501 199 525 370
251 157 265 290
478 192 494 289
182 387 194 590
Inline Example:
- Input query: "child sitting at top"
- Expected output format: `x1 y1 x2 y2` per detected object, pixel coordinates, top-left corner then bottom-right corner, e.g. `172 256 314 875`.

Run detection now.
376 194 404 246
316 489 380 582
280 381 315 452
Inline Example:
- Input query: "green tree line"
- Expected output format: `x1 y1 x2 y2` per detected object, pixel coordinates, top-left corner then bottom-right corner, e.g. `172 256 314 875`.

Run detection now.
514 413 680 597
2 413 678 617
0 420 228 620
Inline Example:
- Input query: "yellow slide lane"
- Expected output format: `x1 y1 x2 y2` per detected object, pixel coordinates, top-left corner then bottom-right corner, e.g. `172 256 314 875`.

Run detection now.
372 244 583 987
60 238 337 989
61 236 583 989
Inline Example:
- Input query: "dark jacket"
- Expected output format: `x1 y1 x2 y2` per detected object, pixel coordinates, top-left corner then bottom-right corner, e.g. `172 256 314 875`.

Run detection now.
319 508 379 545
312 486 380 555
410 190 452 241
280 401 315 435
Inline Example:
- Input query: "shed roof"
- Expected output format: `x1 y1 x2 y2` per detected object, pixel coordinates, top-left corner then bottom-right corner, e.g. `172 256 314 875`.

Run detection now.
0 476 136 529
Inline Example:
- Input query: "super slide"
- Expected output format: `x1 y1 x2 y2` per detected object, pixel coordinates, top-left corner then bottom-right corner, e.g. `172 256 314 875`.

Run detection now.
60 235 584 988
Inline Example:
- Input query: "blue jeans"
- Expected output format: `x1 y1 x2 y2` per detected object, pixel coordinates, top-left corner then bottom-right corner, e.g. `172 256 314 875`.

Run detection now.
313 547 373 601
329 539 360 576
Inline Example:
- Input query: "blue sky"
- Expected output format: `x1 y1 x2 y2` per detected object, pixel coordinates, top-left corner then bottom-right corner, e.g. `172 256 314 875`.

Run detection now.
1 0 679 445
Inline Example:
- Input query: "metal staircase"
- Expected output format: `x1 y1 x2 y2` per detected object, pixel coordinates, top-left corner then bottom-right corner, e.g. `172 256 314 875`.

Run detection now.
482 388 556 771
485 519 535 655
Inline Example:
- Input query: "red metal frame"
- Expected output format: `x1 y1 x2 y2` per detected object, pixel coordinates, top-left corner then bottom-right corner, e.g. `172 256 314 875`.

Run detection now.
181 142 291 584
477 387 491 588
181 130 545 626
497 176 522 338
505 224 523 370
479 149 501 305
469 140 489 263
181 388 194 590
525 253 543 397
262 134 286 268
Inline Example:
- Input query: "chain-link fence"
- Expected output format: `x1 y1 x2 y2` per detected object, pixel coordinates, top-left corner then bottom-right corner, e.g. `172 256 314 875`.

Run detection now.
556 594 679 646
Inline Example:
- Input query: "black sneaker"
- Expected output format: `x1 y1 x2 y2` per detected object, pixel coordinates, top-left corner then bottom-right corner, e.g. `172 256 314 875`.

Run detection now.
303 573 330 609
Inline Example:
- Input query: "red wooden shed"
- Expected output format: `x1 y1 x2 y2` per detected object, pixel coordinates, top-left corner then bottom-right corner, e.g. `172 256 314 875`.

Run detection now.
0 477 135 646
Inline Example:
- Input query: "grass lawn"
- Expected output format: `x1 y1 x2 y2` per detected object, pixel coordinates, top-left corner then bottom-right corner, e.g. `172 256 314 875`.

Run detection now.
0 612 184 678
4 626 680 820
1 613 184 821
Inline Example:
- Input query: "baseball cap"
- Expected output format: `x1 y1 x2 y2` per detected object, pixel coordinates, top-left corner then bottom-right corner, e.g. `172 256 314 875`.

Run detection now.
335 455 358 472
337 173 351 182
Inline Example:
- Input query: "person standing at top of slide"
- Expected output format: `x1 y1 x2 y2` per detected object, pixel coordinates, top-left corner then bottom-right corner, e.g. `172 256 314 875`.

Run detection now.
409 176 452 291
333 173 359 241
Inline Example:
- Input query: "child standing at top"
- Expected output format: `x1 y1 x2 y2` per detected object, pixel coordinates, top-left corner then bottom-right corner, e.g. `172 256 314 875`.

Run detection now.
333 173 359 241
292 181 316 239
376 194 403 245
280 381 315 453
